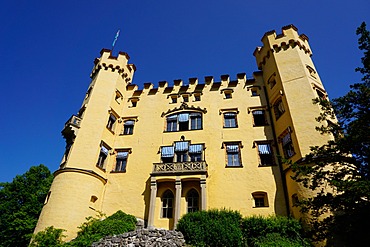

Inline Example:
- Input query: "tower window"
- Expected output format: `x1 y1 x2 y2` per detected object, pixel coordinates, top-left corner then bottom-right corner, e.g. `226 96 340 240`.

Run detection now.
183 95 189 102
107 114 117 132
224 92 232 99
161 190 174 218
114 151 128 172
252 192 268 207
194 94 201 101
252 110 267 126
256 142 274 166
281 132 295 158
251 89 258 96
97 145 109 169
224 112 237 128
187 189 199 213
123 120 135 135
171 96 178 103
273 98 285 120
225 143 242 167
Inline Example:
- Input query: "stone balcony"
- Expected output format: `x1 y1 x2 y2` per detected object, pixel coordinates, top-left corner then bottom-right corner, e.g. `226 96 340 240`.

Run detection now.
152 161 208 175
61 115 82 140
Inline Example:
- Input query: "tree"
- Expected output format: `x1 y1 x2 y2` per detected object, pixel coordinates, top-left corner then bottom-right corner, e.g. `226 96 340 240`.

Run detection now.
292 22 370 245
0 165 53 247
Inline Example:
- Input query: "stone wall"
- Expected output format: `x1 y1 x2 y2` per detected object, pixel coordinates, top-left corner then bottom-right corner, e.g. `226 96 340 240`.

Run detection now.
91 228 186 247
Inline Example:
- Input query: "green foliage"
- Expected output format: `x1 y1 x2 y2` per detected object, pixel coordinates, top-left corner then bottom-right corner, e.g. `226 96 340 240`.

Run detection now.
177 209 243 247
252 233 308 247
30 226 65 247
66 210 137 247
241 216 309 247
291 22 370 245
0 164 53 247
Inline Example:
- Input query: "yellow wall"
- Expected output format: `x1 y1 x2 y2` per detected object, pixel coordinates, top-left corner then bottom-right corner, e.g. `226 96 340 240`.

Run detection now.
34 25 332 240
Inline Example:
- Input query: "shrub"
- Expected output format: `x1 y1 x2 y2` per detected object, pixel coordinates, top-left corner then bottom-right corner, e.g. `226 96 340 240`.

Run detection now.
252 233 309 247
177 209 243 247
29 226 65 247
241 216 309 246
67 210 137 246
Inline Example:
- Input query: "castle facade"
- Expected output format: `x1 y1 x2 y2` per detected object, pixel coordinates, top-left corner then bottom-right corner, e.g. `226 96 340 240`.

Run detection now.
34 25 331 240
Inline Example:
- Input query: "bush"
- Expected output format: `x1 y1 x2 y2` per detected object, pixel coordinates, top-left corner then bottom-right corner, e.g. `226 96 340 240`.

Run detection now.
31 211 137 247
241 216 309 247
30 226 65 247
252 233 309 247
67 210 137 246
177 209 243 247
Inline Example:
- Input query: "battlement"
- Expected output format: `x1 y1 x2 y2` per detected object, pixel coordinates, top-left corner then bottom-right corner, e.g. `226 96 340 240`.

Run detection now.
125 73 256 97
90 49 136 82
253 24 312 69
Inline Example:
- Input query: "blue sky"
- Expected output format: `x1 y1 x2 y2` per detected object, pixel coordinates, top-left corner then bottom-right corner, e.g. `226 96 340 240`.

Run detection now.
0 1 369 182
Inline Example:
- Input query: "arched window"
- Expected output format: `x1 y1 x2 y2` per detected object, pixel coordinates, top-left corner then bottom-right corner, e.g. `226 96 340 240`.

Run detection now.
161 190 174 218
187 189 199 213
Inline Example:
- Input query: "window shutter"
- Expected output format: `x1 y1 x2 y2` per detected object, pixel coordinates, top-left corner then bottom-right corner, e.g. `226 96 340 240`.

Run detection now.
189 144 203 153
175 141 189 151
124 120 135 126
116 151 128 159
258 144 271 154
161 146 175 157
101 146 109 155
226 144 239 152
178 113 189 122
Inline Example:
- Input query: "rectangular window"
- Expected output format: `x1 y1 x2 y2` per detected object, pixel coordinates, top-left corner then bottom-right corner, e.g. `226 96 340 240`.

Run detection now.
257 143 274 166
115 151 128 172
224 112 237 128
273 98 285 120
282 132 295 158
107 114 117 132
97 146 109 169
190 113 202 130
161 146 174 163
252 110 267 126
178 113 189 131
175 141 189 162
166 115 178 132
123 120 135 135
253 192 268 207
225 143 241 167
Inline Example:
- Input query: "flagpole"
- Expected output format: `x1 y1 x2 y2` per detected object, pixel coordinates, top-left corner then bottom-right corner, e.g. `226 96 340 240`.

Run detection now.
112 29 120 54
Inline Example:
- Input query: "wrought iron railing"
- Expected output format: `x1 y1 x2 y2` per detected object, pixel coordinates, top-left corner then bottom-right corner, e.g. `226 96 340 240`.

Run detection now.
152 161 207 174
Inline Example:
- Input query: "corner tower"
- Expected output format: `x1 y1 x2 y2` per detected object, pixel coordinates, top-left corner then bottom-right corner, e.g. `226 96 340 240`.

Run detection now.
254 25 331 217
33 49 135 240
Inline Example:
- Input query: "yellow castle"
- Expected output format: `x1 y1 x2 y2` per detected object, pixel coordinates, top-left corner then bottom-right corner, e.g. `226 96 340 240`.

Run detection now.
34 25 331 240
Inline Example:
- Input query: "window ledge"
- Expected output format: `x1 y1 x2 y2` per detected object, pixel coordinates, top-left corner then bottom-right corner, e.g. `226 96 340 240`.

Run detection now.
163 128 203 133
225 165 243 168
110 170 126 173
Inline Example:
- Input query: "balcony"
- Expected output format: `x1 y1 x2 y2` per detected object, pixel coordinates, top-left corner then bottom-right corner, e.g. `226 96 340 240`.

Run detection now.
152 161 207 175
64 115 82 128
62 115 82 141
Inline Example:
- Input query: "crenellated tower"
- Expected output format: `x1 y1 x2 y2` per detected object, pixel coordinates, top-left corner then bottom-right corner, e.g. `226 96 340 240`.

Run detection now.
33 49 135 240
254 25 331 217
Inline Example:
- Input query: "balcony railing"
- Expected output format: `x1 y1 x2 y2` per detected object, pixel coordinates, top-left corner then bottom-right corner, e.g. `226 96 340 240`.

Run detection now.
152 161 207 175
64 115 82 129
